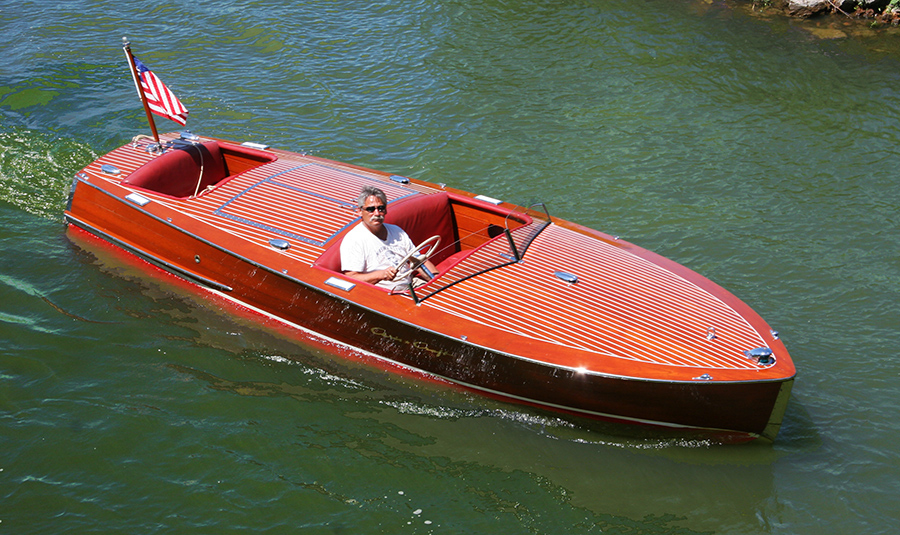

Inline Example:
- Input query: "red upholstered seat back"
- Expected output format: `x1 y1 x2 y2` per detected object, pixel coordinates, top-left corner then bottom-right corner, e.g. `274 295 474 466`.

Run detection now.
122 141 228 198
385 192 457 266
314 191 458 273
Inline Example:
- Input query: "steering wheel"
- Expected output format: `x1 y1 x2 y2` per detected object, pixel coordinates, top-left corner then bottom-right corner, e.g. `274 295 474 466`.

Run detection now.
393 235 441 281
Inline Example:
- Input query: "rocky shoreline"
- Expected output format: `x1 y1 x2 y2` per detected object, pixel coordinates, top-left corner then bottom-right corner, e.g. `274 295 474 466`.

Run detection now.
770 0 900 22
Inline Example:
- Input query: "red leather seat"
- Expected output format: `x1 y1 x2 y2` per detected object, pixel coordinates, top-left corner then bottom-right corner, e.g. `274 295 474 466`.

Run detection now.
384 191 457 266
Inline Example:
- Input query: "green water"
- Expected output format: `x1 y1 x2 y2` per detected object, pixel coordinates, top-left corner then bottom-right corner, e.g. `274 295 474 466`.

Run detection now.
2 0 899 533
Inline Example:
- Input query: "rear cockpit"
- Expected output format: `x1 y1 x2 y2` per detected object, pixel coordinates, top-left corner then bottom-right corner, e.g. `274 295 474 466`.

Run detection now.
121 135 277 198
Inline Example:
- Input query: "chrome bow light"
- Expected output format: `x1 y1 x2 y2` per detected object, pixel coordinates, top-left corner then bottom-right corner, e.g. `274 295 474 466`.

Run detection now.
744 347 774 365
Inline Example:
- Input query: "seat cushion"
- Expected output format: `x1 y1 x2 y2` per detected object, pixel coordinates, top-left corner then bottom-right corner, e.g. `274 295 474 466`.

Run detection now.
384 191 456 265
122 141 228 198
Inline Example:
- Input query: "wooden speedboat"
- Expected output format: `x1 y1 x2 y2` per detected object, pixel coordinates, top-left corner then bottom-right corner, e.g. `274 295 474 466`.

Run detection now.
64 131 795 442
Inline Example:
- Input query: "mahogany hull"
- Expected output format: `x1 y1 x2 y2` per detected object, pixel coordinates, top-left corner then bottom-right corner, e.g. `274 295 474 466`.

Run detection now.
64 133 795 442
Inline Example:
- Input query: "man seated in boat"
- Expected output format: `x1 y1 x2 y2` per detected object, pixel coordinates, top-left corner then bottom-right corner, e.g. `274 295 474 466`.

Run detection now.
340 186 437 290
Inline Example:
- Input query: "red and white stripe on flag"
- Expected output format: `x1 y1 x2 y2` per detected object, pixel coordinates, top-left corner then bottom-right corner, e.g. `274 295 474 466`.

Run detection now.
133 57 189 126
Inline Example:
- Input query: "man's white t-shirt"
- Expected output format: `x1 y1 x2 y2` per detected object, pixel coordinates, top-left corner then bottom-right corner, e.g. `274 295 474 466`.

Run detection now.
340 222 414 289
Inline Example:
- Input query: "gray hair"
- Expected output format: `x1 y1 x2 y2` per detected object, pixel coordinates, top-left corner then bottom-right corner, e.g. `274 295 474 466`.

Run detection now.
357 185 387 208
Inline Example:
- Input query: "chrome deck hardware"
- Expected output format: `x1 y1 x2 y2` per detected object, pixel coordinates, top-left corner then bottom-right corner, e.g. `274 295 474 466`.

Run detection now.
241 141 270 150
269 238 291 250
744 347 774 365
554 271 579 284
474 194 503 205
124 192 151 206
100 164 121 175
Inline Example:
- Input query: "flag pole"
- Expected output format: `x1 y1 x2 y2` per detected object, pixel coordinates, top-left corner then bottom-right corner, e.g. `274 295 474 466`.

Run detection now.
122 36 160 145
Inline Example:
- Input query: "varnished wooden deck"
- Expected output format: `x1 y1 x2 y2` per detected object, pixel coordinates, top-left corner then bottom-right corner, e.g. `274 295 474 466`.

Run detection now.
424 224 768 371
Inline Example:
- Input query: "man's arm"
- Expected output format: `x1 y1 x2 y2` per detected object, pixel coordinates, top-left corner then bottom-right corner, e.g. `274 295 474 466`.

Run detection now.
343 267 398 284
416 259 438 280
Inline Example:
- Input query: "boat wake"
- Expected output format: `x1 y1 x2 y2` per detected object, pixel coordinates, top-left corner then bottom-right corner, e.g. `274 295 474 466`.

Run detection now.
260 353 371 390
0 126 97 219
379 398 572 426
379 398 718 449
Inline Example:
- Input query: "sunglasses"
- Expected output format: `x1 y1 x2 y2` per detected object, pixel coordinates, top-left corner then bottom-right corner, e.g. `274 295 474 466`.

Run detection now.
363 205 387 213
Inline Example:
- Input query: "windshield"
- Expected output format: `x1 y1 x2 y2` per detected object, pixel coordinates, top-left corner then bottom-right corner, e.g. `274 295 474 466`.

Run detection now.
409 203 551 303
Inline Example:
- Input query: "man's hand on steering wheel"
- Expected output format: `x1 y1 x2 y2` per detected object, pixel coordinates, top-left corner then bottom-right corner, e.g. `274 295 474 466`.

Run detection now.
394 235 441 282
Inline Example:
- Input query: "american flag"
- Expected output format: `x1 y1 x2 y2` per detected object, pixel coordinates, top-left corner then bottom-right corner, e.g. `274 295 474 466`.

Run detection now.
132 57 189 126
